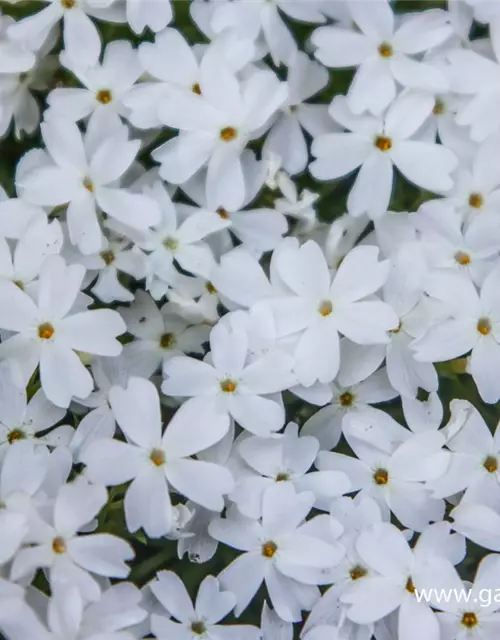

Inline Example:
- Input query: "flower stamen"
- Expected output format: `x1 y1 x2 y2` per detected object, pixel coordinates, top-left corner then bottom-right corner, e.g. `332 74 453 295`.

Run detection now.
469 193 484 209
378 42 393 58
461 612 478 628
38 323 55 340
7 429 26 444
318 300 333 317
220 379 238 393
52 537 66 554
150 449 165 467
191 621 206 635
350 565 368 581
375 136 392 152
339 391 354 407
220 127 238 142
373 468 389 485
454 251 471 266
484 456 498 473
160 332 176 349
100 250 115 266
477 318 492 336
262 541 277 558
96 89 112 104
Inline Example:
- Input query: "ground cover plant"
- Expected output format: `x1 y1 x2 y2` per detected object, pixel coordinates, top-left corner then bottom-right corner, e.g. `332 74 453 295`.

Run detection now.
0 1 499 639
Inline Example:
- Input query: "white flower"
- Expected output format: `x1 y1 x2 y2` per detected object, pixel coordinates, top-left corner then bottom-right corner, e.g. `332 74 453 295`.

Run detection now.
130 181 228 287
415 203 500 286
7 0 117 69
10 481 134 601
0 581 147 640
209 482 345 622
162 322 296 436
341 522 464 637
423 133 500 222
152 49 287 210
310 94 458 219
264 239 397 386
0 255 126 407
230 423 350 518
301 340 397 451
317 413 450 531
47 40 143 127
412 267 500 403
81 377 233 538
72 235 147 304
18 116 161 255
416 553 500 639
121 289 210 379
151 572 261 640
431 400 500 505
181 150 288 256
126 27 204 130
0 362 67 454
312 2 452 115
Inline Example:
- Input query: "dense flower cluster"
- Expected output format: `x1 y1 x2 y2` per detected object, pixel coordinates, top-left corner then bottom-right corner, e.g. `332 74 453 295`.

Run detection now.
0 0 500 638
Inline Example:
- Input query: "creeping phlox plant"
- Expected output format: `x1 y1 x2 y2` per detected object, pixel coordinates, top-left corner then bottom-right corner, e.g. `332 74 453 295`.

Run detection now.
2 0 500 639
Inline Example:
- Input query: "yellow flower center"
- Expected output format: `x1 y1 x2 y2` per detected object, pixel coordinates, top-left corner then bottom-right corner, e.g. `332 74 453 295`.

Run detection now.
163 237 178 251
262 541 278 558
469 193 484 209
349 565 368 581
83 177 94 192
217 207 230 220
378 42 393 58
100 250 115 266
461 612 478 629
220 379 238 393
454 251 471 266
390 321 403 334
150 449 165 467
484 455 498 473
338 391 354 407
7 429 26 444
61 0 75 8
375 136 392 152
191 621 206 635
220 127 238 142
477 317 492 336
205 282 217 295
373 468 389 485
318 300 333 317
96 89 112 104
433 99 445 116
406 577 416 594
52 537 66 554
192 83 202 95
275 472 290 482
159 332 176 349
38 323 55 340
